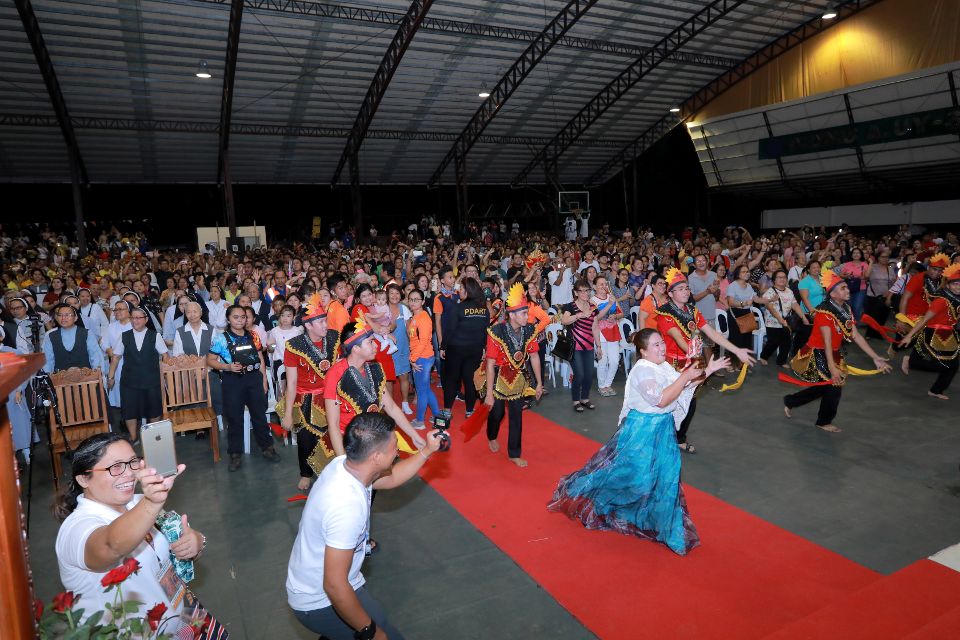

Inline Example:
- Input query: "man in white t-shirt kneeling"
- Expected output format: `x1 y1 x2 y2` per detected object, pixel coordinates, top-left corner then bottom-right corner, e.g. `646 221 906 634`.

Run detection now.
286 412 444 640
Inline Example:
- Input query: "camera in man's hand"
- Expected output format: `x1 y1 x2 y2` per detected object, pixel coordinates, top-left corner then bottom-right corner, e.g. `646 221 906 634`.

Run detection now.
431 414 451 452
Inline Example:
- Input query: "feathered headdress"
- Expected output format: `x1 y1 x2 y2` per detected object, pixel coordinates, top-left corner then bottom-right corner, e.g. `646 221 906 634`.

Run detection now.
928 253 951 269
302 292 327 323
343 311 373 348
505 282 527 313
664 266 687 291
820 268 844 293
524 248 547 270
943 262 960 282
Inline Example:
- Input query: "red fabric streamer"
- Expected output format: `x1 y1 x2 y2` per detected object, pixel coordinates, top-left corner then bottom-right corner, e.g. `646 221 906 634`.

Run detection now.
777 372 833 387
461 404 491 442
287 494 308 502
860 315 896 343
269 422 287 438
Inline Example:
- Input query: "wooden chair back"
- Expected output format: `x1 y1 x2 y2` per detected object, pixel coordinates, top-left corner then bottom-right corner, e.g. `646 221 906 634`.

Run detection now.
50 367 109 428
49 368 110 491
160 355 211 410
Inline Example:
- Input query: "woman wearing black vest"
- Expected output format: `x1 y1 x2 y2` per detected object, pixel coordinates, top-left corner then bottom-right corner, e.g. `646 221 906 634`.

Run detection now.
107 306 169 444
41 302 104 373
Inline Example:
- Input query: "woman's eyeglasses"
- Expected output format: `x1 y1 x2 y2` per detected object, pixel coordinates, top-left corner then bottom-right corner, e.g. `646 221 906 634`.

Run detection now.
92 457 142 477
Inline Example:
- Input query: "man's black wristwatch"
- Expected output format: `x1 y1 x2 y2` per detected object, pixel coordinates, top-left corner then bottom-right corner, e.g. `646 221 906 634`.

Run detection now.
354 620 377 640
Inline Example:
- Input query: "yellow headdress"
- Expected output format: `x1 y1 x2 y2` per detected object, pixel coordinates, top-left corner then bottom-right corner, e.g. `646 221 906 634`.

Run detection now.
505 282 527 313
664 266 687 291
525 249 547 270
343 310 373 348
928 253 951 269
943 262 960 282
820 268 844 293
302 293 327 323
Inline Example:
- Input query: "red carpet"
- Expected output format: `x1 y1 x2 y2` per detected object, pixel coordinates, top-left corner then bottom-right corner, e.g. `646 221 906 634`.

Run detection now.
419 405 881 639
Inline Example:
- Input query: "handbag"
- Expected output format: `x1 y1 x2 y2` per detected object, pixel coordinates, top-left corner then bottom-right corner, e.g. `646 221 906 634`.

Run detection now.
733 308 758 334
552 328 575 362
777 294 803 332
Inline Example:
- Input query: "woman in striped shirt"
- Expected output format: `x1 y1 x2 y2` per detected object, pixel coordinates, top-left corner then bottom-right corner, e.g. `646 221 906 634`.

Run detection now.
560 280 601 413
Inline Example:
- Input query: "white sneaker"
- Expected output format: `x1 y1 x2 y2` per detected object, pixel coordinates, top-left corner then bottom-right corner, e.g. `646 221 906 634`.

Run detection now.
411 420 426 430
402 402 414 415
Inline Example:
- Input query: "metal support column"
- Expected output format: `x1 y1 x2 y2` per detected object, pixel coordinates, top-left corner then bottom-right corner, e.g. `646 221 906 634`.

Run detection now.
349 151 363 236
454 149 468 230
15 0 88 254
218 0 244 241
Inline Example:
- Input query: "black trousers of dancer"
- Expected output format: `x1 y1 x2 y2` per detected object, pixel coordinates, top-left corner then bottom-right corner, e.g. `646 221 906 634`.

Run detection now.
297 428 319 478
784 385 843 426
487 397 523 458
761 327 793 366
222 372 272 455
909 353 959 395
677 397 696 445
443 344 483 412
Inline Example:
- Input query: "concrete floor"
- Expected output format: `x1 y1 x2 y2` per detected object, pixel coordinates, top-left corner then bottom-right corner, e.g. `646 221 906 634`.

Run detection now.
23 339 960 639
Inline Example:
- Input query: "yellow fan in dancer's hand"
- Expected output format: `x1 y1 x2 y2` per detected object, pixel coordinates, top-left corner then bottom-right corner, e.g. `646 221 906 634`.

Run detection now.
720 363 748 392
396 431 417 454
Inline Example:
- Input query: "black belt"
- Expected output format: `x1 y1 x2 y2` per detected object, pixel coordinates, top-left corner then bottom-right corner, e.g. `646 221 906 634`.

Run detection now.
225 362 261 375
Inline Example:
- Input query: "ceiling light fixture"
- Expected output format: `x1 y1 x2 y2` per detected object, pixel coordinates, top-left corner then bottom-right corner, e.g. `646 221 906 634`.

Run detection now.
670 107 681 113
195 59 212 79
821 4 838 19
478 87 491 99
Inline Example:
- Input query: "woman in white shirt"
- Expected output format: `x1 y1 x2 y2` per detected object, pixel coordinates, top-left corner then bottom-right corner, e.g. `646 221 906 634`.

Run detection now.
548 328 727 555
759 269 809 367
206 285 229 331
267 305 303 395
54 433 208 634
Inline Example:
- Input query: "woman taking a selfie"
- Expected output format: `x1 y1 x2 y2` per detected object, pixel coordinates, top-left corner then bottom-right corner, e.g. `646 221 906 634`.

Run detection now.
54 432 208 633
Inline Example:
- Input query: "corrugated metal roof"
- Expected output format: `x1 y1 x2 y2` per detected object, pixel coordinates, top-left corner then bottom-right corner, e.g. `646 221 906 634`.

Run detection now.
0 0 864 185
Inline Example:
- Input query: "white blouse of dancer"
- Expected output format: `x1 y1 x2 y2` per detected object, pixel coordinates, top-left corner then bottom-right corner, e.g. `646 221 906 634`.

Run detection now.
618 359 697 429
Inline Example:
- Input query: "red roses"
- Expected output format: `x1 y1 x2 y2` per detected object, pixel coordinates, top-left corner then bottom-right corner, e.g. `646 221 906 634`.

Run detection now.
146 602 167 631
51 591 78 613
100 557 141 589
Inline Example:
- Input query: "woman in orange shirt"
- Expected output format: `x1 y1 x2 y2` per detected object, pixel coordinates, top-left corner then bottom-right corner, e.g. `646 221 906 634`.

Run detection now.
638 274 667 330
526 281 551 337
407 290 440 428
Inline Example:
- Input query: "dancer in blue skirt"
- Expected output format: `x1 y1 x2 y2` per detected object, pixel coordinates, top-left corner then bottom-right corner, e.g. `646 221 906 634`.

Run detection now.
547 328 728 555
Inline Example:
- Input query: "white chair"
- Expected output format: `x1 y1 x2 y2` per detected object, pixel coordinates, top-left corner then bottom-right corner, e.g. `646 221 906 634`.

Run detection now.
629 305 641 331
544 323 563 388
715 311 729 358
750 307 766 358
618 317 636 371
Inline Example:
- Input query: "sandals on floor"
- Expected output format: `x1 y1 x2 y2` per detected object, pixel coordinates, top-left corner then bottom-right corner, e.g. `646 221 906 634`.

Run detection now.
364 539 380 557
581 401 596 410
574 403 585 413
678 442 697 454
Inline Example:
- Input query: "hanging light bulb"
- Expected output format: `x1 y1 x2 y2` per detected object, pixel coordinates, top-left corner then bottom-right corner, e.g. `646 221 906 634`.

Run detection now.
478 85 491 99
195 59 212 79
670 107 681 113
821 3 838 19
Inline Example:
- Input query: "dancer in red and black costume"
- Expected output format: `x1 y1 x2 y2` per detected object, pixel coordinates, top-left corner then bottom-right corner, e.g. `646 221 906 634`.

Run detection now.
899 262 960 399
783 269 892 432
279 294 341 491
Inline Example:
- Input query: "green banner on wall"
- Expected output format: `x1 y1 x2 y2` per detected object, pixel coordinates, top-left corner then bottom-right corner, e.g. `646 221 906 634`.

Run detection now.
758 106 960 160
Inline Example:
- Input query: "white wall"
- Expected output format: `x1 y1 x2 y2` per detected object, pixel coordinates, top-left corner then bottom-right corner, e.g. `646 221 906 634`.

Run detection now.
195 225 267 252
762 200 959 229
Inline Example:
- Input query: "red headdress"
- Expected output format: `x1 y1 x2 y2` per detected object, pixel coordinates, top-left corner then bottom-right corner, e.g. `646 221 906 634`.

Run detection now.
943 262 960 282
820 268 845 293
301 293 327 323
928 253 951 269
343 311 373 349
664 267 687 291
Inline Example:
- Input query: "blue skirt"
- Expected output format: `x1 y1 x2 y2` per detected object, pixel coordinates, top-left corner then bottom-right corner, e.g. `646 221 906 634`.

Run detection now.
547 410 700 555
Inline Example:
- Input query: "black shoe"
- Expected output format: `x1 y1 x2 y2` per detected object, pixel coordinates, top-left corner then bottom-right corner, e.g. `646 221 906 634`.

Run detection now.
195 431 207 440
262 446 281 463
228 454 242 472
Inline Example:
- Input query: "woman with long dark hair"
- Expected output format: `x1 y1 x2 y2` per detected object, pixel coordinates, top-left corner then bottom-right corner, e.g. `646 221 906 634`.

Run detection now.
560 280 600 412
440 277 489 417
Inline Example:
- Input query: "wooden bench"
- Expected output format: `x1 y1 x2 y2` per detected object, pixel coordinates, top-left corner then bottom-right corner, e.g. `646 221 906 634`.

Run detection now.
49 367 110 491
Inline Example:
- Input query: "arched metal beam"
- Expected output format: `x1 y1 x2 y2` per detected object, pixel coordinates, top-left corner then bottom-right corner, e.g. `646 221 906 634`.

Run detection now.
217 0 244 240
330 0 434 187
586 0 884 187
511 0 747 188
426 0 601 190
191 0 739 69
14 0 88 252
